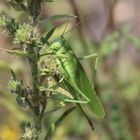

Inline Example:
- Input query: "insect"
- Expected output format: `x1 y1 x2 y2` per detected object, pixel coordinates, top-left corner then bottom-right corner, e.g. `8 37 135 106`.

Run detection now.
44 35 105 120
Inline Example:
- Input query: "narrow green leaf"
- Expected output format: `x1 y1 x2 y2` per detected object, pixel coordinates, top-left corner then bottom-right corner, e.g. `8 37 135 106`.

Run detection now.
41 27 56 44
39 14 77 23
44 107 76 140
0 48 29 57
10 68 16 81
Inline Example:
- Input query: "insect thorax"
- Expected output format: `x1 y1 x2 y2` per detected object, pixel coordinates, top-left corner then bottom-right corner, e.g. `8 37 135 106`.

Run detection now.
49 37 71 55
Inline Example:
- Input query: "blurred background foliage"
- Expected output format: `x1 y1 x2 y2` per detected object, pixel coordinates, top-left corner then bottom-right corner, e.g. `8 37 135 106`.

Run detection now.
0 0 140 140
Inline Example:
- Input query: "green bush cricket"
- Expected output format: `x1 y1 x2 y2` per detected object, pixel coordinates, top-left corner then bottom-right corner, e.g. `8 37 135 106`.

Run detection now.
46 36 105 120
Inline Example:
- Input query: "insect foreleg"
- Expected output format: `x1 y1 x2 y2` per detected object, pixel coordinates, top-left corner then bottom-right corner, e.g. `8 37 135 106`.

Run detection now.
40 87 89 104
59 99 88 104
78 53 98 61
48 76 64 89
52 94 89 104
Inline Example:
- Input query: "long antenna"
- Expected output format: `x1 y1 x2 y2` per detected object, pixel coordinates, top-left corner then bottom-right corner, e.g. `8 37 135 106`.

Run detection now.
61 9 71 36
63 10 94 36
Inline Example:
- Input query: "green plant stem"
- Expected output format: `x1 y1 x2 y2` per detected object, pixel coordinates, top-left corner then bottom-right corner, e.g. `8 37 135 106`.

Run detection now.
28 53 39 96
28 0 45 135
27 46 43 137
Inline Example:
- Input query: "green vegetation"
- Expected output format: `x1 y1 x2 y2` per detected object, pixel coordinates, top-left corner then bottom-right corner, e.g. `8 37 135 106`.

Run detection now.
0 0 140 140
0 1 105 139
